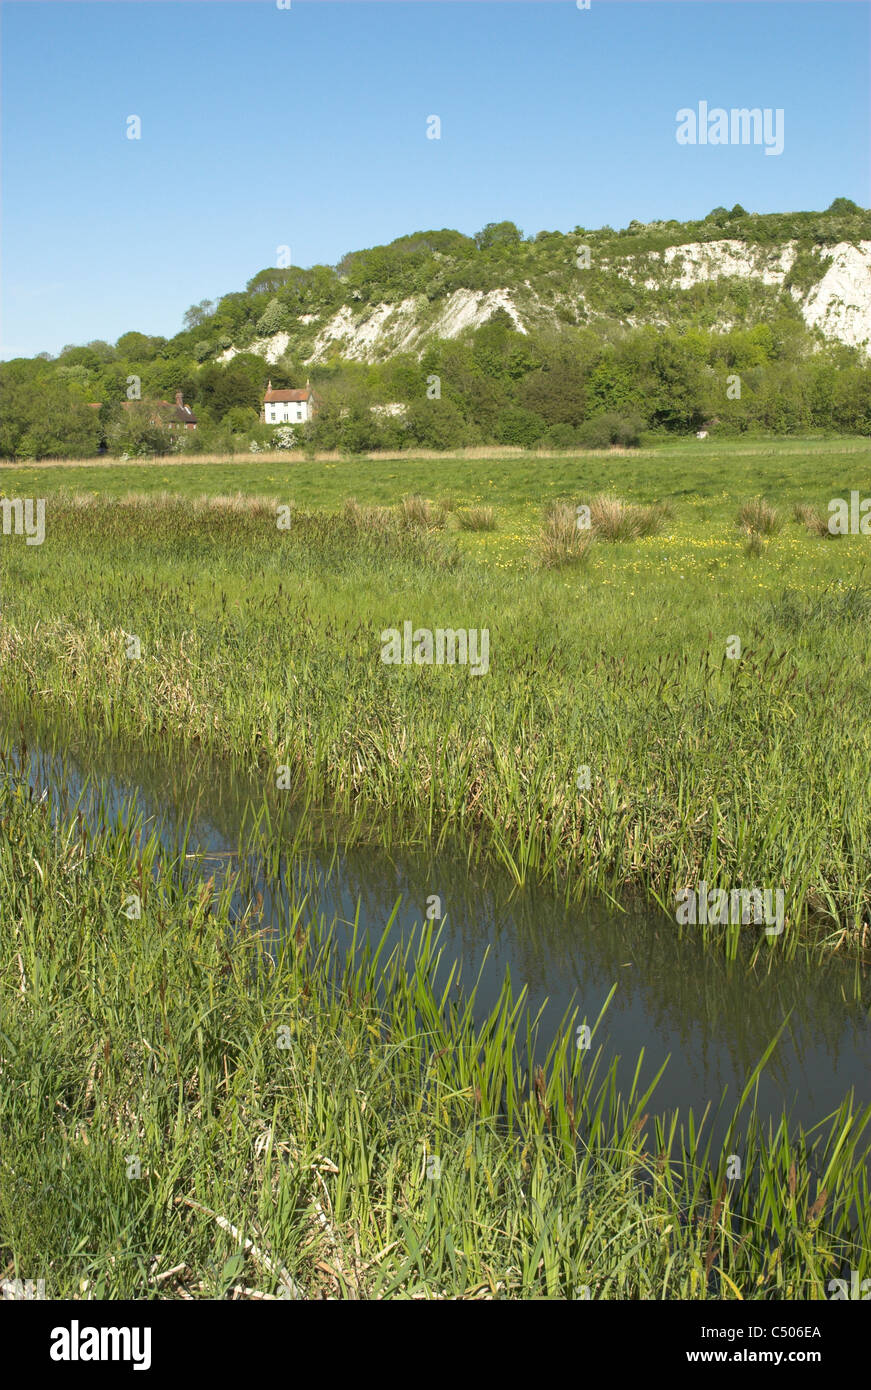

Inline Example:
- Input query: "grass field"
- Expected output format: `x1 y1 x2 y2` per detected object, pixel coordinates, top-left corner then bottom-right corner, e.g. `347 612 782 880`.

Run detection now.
2 437 870 951
2 436 870 1299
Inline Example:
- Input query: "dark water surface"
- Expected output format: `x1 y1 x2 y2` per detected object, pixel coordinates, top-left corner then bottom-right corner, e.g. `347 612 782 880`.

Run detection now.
6 721 870 1135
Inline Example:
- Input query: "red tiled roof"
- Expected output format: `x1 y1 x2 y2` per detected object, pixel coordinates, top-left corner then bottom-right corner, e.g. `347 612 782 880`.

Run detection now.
264 388 312 403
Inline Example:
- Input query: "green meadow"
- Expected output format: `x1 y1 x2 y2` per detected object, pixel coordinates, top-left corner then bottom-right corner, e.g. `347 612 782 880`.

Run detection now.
2 436 870 1299
2 437 870 950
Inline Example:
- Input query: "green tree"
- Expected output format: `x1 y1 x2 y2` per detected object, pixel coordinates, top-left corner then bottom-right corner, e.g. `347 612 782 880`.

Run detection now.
183 300 216 331
197 360 263 416
115 331 166 360
105 401 172 456
0 364 103 458
827 197 863 216
494 406 545 448
401 397 468 449
586 357 647 419
474 221 523 251
256 298 289 336
222 405 260 432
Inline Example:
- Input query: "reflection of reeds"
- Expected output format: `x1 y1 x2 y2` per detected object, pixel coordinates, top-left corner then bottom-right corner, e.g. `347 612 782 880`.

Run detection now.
1 761 868 1300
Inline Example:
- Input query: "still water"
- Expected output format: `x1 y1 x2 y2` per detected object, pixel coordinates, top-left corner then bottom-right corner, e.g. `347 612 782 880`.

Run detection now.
6 722 870 1135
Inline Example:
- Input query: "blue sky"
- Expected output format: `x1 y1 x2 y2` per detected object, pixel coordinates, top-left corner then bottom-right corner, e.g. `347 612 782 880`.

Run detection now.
1 0 868 358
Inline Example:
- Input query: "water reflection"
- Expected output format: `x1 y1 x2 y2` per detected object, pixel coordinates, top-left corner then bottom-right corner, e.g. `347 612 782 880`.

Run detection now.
5 720 870 1133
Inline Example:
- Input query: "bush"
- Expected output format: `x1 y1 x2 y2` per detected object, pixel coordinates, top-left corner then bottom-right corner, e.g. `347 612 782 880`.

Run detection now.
273 426 298 449
401 398 469 450
339 407 381 455
221 406 260 432
542 423 582 449
494 407 546 449
257 298 290 337
577 412 643 448
106 403 172 457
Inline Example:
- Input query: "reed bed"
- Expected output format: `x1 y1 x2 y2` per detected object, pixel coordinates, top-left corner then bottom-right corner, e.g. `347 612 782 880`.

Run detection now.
1 766 868 1300
1 488 870 954
4 439 868 473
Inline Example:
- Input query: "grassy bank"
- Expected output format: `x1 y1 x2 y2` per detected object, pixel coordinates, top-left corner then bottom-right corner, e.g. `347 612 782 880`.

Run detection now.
1 439 870 953
1 757 869 1299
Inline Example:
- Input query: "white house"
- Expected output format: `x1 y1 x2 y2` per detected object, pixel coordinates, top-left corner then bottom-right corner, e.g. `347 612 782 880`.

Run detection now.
263 380 316 425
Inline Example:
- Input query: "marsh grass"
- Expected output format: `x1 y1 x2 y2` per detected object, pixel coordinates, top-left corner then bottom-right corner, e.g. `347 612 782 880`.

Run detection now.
538 494 666 561
538 502 595 568
587 494 669 541
456 505 497 531
399 494 446 530
342 497 396 532
769 581 871 630
1 763 868 1300
2 477 870 952
738 497 782 536
793 502 837 538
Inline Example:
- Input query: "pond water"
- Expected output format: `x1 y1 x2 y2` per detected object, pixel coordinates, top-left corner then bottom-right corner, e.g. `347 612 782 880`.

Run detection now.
5 721 871 1137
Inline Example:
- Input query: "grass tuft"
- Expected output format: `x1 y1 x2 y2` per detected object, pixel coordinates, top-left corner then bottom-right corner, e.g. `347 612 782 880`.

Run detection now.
456 505 497 532
538 502 595 567
738 497 782 536
399 494 446 530
793 502 837 538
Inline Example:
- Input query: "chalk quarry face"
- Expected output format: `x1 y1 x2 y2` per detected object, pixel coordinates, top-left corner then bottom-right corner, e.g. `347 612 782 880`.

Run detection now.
800 242 871 354
220 238 871 367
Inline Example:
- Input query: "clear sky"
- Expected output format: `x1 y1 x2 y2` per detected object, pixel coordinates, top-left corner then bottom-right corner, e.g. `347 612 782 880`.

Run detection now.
1 0 868 358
